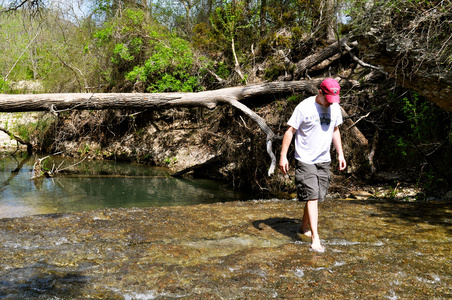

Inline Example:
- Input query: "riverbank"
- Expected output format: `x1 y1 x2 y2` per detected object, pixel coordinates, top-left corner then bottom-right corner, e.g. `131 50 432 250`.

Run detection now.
1 199 450 299
0 112 38 149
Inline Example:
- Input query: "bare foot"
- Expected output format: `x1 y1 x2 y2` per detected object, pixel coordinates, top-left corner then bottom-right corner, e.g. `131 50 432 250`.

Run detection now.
298 225 312 237
310 236 325 252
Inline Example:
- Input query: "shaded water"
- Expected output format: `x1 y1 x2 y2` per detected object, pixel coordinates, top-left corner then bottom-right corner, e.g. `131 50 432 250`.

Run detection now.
0 152 252 219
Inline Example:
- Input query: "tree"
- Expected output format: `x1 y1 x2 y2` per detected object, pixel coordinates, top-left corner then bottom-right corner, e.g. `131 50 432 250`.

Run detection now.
324 0 337 43
89 7 151 87
126 33 204 92
0 10 39 81
259 0 266 36
210 0 250 82
177 0 201 31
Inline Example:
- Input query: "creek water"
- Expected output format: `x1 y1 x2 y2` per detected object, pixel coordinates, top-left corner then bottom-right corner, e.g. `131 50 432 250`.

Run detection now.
0 152 252 219
0 152 451 298
0 198 450 298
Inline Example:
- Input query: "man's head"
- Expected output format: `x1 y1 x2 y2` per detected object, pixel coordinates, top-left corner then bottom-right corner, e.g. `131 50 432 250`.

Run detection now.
320 78 340 104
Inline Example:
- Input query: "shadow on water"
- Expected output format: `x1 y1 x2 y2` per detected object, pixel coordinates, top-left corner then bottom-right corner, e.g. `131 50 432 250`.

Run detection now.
0 265 88 299
252 217 302 241
350 199 452 235
252 198 452 242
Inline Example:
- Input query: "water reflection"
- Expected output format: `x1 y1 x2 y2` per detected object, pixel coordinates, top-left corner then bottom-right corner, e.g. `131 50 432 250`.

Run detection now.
0 152 252 218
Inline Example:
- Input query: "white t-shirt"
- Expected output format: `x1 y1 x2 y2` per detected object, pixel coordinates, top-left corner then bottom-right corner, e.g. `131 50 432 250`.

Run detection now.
287 96 343 164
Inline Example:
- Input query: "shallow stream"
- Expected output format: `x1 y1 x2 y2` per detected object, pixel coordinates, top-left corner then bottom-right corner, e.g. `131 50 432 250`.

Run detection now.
0 198 450 298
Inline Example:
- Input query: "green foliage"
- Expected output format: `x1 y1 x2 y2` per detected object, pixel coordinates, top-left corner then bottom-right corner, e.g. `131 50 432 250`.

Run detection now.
90 7 206 92
389 92 442 158
3 113 55 149
401 92 434 140
112 41 140 63
0 8 104 92
210 0 251 43
126 33 202 92
287 94 303 103
376 0 440 10
209 0 254 77
263 0 321 31
91 8 149 84
0 12 36 82
264 65 285 81
78 144 91 155
192 22 216 52
0 77 12 93
215 62 231 79
164 156 177 166
0 0 353 92
93 26 114 46
388 92 434 157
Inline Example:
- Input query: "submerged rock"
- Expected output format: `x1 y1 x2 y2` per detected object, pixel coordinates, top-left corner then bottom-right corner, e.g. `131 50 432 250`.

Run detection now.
0 199 451 299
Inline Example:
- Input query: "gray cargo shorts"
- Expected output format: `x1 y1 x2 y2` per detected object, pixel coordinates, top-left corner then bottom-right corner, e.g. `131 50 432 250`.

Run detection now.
295 160 331 202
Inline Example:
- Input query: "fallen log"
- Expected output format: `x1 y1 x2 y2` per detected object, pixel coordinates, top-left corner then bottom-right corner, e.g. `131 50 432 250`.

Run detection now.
340 107 369 147
0 81 319 112
294 39 358 78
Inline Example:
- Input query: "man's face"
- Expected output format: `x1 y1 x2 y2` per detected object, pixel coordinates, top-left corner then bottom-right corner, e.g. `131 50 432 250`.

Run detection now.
318 90 332 107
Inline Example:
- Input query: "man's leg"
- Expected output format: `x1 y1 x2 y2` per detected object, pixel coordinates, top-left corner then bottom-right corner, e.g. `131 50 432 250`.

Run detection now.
306 199 324 251
300 203 312 237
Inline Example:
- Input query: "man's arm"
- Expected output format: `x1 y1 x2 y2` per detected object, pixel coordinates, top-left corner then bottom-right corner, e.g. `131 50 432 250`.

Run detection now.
279 126 297 174
332 126 347 170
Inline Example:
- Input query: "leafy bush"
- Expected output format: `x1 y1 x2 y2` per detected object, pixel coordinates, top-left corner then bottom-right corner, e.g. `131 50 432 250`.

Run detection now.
0 77 12 93
91 8 149 85
126 33 203 92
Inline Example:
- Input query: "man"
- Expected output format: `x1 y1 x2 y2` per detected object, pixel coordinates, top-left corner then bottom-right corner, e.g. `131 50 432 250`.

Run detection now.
279 78 346 252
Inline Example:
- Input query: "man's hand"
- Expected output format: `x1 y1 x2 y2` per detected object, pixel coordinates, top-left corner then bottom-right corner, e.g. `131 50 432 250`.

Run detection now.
279 126 296 175
338 154 347 171
279 156 289 174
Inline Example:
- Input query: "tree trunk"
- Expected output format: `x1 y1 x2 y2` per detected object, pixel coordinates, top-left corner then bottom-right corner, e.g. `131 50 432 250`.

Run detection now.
260 0 267 36
324 0 336 44
294 39 357 78
232 37 245 82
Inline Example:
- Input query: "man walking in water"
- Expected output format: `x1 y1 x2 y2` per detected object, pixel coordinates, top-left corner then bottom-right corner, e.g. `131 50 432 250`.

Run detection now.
279 78 346 252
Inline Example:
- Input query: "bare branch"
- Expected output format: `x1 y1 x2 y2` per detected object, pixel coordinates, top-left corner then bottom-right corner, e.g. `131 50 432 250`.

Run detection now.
206 69 225 83
1 0 44 13
342 42 388 75
5 29 40 80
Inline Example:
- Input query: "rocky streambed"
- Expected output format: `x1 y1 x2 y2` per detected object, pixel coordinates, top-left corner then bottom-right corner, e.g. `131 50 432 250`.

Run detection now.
0 199 451 299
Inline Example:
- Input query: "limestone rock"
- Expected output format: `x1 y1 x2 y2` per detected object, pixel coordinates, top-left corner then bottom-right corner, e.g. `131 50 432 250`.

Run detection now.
350 190 374 200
